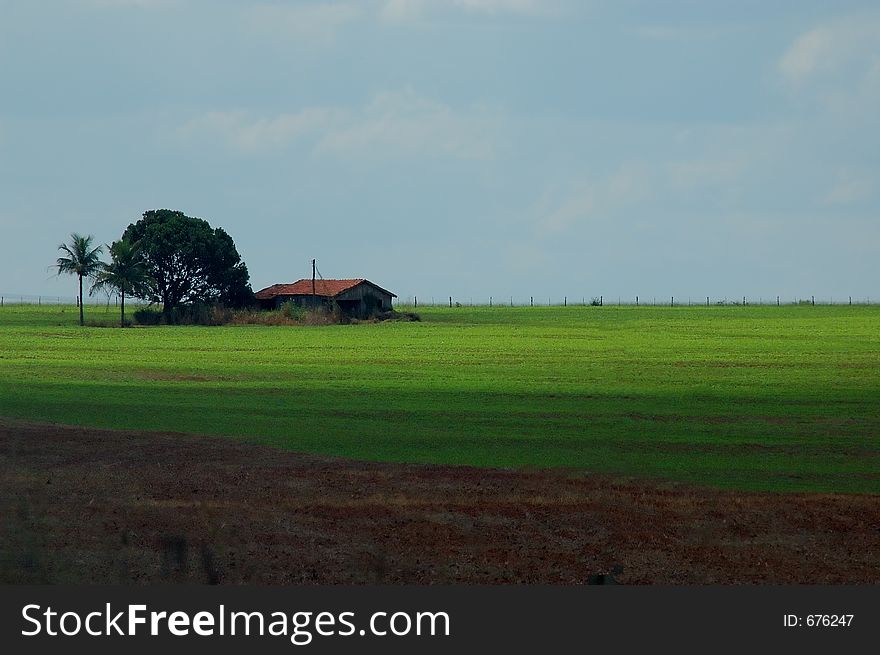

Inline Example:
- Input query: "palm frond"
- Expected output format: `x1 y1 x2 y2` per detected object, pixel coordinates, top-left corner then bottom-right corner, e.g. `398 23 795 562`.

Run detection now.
55 233 105 277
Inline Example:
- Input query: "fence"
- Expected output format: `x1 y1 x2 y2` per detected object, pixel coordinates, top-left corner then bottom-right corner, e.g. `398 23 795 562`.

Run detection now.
1 293 876 309
0 293 122 307
396 295 876 308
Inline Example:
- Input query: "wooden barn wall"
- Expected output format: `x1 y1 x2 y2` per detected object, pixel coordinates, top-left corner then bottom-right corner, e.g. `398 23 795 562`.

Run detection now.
262 283 394 314
336 284 393 311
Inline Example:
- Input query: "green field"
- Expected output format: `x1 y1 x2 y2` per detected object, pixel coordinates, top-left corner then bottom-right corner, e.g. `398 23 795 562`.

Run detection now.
1 304 878 493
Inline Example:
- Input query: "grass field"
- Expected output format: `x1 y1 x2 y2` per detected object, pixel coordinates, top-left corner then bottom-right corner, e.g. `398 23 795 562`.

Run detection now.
1 303 878 493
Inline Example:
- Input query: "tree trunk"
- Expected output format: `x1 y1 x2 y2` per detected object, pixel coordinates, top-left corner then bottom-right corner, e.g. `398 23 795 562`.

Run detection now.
120 287 125 328
78 274 84 326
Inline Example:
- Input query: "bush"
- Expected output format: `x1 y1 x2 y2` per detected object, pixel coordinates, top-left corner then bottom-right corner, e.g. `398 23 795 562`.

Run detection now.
303 305 345 326
134 302 360 327
379 310 421 322
85 318 132 328
133 308 163 325
281 301 307 321
229 310 293 326
133 304 233 326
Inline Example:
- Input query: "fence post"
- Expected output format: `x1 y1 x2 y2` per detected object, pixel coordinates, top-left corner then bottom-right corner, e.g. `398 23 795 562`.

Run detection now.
530 296 532 307
812 296 815 306
743 296 746 306
414 296 418 308
490 296 493 307
707 296 709 307
449 296 452 308
777 296 780 307
636 296 639 306
564 296 567 307
671 296 674 307
600 295 603 307
849 296 852 306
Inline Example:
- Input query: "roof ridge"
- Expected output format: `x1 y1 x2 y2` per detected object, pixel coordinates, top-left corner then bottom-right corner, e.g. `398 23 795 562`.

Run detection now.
255 278 388 300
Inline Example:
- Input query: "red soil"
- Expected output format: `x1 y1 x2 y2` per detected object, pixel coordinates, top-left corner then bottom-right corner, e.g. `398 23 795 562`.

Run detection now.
1 418 878 584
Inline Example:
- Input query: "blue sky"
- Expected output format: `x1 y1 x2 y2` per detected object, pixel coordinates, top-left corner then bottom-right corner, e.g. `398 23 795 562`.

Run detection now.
1 0 877 303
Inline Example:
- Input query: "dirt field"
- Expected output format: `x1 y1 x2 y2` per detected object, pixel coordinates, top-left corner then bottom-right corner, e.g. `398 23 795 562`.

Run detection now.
1 418 878 584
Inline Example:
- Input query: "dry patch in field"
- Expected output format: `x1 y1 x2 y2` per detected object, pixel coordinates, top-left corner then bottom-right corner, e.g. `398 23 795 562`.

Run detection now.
1 418 878 585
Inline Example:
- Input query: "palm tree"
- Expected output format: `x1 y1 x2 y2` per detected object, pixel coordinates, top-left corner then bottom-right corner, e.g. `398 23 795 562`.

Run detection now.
56 233 104 326
92 238 147 327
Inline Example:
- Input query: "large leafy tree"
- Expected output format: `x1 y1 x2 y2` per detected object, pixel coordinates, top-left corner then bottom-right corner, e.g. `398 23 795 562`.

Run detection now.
56 233 104 326
91 238 147 327
121 209 254 318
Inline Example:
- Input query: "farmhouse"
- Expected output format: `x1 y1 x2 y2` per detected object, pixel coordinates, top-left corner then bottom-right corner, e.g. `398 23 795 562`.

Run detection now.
255 278 396 317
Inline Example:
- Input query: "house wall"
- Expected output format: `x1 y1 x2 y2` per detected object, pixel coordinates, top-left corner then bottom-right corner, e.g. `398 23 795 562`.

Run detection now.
259 282 394 316
272 294 327 310
335 283 393 314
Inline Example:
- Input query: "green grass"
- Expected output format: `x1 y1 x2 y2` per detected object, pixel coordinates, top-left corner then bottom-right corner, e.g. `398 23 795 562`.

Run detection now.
1 303 878 493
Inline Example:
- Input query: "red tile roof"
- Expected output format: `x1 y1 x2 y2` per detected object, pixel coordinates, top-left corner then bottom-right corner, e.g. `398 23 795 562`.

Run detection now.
255 279 396 300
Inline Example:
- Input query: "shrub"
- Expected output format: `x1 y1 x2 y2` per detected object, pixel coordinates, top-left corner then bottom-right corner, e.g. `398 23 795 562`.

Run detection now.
85 318 132 328
133 308 163 325
133 304 232 326
281 301 307 321
377 310 421 322
134 302 357 327
303 305 345 326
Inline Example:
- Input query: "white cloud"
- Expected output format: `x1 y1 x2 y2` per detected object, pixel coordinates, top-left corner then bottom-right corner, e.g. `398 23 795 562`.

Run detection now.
665 157 746 192
178 108 341 153
823 169 874 205
537 165 650 234
381 0 426 22
779 15 880 84
317 90 495 159
248 2 361 41
778 15 880 129
630 24 745 41
80 0 177 8
451 0 543 14
179 90 497 160
779 28 835 82
380 0 553 22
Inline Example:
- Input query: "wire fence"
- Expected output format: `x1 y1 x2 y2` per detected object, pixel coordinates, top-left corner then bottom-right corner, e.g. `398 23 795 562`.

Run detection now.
1 293 876 309
0 293 126 307
396 294 876 308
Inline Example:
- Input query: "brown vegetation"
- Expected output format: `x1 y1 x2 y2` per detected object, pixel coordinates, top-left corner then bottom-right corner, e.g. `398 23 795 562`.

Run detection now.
1 418 877 584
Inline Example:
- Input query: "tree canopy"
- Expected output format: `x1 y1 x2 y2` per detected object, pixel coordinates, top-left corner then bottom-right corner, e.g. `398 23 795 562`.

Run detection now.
56 233 104 326
121 209 254 316
91 238 147 327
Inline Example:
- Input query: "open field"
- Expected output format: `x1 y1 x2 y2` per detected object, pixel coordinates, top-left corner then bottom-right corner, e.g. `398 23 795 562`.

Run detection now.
2 419 878 584
0 304 879 493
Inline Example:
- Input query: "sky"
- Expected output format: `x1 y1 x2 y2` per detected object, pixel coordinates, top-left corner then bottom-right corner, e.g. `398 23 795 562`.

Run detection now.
0 0 878 304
